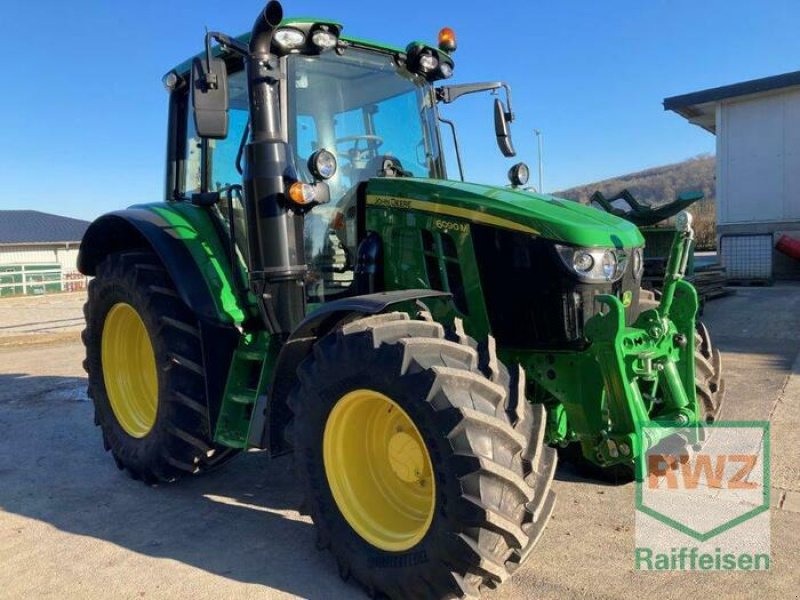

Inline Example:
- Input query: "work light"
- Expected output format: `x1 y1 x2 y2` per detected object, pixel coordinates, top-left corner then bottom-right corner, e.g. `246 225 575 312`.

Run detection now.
508 162 530 187
419 54 439 72
308 149 337 180
274 28 306 50
311 29 338 51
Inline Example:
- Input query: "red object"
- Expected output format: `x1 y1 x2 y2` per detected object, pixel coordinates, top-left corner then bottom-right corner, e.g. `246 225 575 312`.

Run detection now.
776 235 800 261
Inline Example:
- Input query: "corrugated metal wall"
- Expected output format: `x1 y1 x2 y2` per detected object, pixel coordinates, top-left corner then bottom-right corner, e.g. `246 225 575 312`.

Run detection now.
0 244 80 272
717 88 800 225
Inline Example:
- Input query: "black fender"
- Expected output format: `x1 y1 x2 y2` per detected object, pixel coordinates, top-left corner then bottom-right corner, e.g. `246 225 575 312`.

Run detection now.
252 289 452 455
78 209 224 321
78 209 242 434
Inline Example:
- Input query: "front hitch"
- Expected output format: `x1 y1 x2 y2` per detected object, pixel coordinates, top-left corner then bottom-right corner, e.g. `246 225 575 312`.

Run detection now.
581 212 700 466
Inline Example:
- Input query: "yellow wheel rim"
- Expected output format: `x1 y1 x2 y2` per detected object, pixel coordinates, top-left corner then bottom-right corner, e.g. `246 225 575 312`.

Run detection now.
101 303 159 438
323 389 435 552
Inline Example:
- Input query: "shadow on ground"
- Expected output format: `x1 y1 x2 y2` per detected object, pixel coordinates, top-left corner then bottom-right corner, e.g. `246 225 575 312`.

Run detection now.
0 373 355 599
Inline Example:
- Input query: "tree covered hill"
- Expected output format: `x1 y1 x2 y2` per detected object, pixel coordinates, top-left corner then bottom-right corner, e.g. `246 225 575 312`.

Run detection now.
556 155 715 207
556 155 717 248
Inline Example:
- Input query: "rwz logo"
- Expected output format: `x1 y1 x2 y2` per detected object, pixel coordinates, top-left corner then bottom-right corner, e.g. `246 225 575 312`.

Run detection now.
635 422 770 570
647 453 759 490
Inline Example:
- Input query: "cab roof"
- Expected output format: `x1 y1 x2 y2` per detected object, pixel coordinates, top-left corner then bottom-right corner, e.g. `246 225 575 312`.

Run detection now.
169 18 405 78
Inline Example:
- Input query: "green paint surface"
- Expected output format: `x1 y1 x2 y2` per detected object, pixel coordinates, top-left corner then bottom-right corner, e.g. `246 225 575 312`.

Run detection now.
136 202 253 325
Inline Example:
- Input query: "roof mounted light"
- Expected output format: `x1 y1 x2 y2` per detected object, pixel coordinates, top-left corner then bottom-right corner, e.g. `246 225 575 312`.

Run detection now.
311 29 338 51
405 42 455 82
162 71 181 91
438 27 457 52
274 27 306 50
419 54 439 72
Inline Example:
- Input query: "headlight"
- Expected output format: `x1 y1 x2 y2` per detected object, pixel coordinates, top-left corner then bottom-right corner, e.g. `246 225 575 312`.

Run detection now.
308 149 337 180
418 54 439 72
573 251 594 273
507 162 530 187
556 245 628 282
311 29 338 51
601 250 617 280
632 247 644 280
274 28 306 50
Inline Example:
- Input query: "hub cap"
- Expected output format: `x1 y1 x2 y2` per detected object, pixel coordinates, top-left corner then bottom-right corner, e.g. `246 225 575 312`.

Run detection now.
323 389 435 552
101 303 158 438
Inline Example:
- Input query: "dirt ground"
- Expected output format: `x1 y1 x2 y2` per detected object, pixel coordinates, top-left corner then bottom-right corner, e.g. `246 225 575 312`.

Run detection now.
0 287 798 599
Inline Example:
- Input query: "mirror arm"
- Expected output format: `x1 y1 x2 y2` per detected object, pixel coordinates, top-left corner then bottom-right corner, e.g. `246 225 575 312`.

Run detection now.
436 81 514 118
206 31 251 58
500 83 514 121
437 81 504 104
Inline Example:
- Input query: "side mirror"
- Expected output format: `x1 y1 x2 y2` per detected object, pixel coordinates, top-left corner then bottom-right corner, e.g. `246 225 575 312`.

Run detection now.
494 98 516 158
191 57 229 139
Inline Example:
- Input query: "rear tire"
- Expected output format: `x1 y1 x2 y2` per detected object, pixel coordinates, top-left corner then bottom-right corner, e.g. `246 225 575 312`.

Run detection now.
289 313 556 598
83 250 237 484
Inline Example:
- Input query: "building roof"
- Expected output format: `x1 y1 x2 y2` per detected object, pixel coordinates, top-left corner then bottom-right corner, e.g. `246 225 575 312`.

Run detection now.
663 69 800 134
0 210 90 245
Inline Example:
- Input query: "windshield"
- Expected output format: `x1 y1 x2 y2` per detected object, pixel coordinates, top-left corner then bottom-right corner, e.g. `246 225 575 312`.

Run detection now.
286 48 444 304
287 49 444 201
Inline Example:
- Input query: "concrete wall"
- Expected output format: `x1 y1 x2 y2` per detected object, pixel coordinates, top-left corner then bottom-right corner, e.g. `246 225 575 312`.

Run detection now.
716 87 800 279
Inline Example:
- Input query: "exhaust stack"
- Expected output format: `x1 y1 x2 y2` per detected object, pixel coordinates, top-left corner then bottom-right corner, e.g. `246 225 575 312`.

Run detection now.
241 1 307 337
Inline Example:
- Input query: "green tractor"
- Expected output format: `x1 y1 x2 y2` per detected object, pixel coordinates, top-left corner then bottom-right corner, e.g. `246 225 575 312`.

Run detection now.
78 2 724 597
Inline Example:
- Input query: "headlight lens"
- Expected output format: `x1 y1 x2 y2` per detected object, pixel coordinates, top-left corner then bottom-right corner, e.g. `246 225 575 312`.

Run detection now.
601 250 617 280
311 29 338 51
419 54 439 71
632 247 644 279
573 251 594 273
274 28 306 50
308 149 337 180
556 245 629 282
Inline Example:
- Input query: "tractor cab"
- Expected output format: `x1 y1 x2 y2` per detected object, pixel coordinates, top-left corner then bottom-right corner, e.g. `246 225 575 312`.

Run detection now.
164 17 519 309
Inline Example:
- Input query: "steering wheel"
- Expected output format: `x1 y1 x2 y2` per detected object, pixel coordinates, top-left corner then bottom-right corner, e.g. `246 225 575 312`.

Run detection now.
335 135 384 167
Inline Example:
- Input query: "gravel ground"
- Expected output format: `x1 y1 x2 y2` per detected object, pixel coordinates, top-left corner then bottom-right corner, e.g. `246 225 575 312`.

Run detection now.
0 287 798 599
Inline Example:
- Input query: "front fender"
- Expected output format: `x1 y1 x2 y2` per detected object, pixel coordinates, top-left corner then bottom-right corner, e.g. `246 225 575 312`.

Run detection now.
258 289 452 455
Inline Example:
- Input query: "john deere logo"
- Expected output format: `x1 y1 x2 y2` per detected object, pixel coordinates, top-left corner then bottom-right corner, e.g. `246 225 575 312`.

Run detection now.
622 291 633 307
635 422 770 571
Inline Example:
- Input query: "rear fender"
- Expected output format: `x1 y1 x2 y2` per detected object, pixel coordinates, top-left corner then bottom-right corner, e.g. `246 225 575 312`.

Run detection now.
78 205 250 324
78 205 252 432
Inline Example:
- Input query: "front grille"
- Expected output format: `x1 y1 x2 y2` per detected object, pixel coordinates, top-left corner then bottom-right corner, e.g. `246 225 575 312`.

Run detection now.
472 225 640 350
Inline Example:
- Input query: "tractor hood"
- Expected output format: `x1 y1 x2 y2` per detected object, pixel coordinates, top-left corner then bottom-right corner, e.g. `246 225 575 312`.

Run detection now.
365 178 644 248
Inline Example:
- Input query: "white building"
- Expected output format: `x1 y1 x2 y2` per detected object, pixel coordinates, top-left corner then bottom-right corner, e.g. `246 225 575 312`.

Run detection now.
665 71 800 280
0 210 89 296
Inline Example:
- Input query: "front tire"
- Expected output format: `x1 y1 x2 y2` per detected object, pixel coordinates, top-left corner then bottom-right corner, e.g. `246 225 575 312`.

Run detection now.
290 313 556 598
83 250 237 484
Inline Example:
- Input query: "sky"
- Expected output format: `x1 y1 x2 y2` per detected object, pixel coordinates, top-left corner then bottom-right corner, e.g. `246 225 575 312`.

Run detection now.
2 0 800 221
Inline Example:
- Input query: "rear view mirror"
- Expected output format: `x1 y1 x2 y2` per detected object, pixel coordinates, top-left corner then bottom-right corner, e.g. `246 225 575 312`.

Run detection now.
191 57 229 139
494 98 516 158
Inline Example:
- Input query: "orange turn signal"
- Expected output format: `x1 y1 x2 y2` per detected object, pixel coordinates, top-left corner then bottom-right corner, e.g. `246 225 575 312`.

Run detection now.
438 27 457 52
288 182 316 205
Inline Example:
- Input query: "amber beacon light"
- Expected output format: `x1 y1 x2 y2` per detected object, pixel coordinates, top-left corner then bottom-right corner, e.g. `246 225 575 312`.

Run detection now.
438 27 457 52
